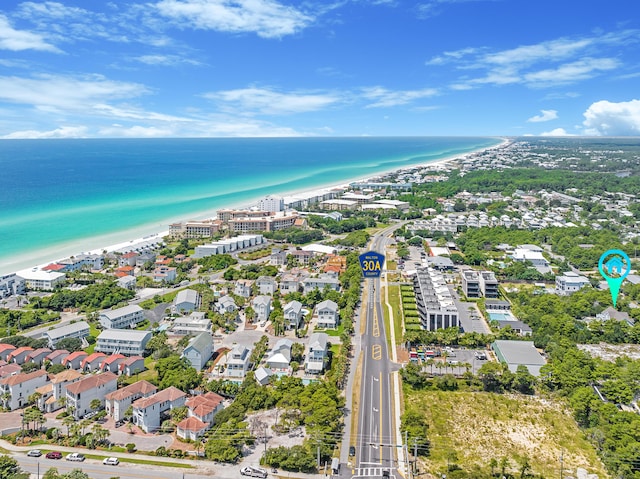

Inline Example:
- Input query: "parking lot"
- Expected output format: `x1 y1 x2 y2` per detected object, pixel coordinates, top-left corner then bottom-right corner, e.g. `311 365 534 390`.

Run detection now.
415 346 491 375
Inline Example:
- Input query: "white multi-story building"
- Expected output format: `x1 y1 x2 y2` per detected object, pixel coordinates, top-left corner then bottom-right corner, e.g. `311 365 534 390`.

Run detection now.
556 271 591 293
105 380 157 421
258 196 284 212
305 333 328 374
42 369 83 412
283 300 304 330
132 386 186 433
0 370 48 410
95 330 151 356
0 273 25 298
65 372 118 419
44 321 90 348
16 268 65 290
173 289 201 314
315 300 339 329
226 345 251 378
172 312 211 336
414 267 459 331
252 295 272 322
99 305 145 329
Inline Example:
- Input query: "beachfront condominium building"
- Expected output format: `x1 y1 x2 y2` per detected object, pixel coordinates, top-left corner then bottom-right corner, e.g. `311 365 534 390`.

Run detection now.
414 266 459 331
95 329 152 356
226 211 300 233
99 304 145 329
192 234 265 259
16 268 66 290
0 370 48 410
258 195 285 212
168 219 223 239
132 386 187 433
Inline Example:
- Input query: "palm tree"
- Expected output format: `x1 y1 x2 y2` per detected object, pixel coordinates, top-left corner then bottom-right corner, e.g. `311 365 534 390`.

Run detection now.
91 424 109 446
63 415 75 437
90 398 102 412
194 438 203 456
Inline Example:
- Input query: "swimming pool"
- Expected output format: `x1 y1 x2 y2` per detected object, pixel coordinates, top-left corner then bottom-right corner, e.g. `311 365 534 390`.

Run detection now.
488 312 515 322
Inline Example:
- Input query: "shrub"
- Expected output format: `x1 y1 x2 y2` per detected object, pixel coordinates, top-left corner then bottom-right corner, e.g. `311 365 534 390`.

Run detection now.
126 443 136 453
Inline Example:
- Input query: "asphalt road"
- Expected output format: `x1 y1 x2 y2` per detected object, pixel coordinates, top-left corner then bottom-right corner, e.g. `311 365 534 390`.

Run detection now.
353 229 397 479
16 455 206 479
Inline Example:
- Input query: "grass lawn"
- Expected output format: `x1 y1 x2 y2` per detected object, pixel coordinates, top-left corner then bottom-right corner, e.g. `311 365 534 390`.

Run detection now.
387 284 403 345
405 389 606 479
82 453 194 469
319 323 344 337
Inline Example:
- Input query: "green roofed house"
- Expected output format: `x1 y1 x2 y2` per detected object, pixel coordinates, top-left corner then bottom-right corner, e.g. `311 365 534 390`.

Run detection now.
491 340 546 377
181 332 213 371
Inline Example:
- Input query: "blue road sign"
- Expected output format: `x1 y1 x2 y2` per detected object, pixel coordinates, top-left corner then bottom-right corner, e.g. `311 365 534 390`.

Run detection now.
359 251 385 278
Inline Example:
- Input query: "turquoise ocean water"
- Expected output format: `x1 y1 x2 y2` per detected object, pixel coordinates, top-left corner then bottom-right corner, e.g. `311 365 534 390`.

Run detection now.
0 137 500 274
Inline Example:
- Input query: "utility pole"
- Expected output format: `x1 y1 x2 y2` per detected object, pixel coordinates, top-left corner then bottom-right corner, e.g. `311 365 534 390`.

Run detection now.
414 438 418 474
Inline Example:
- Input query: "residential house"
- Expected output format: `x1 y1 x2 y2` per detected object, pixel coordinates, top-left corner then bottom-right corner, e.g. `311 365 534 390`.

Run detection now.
279 273 302 294
153 266 177 283
181 332 213 372
497 320 533 336
302 274 340 295
99 305 145 329
117 275 137 290
119 356 145 376
597 306 634 326
118 252 139 267
0 363 21 379
305 333 328 374
265 339 292 372
132 386 187 433
66 372 118 419
44 321 90 348
15 268 65 291
315 300 339 329
62 351 88 370
0 370 48 410
8 347 34 365
226 345 251 379
252 295 272 323
176 416 209 441
173 289 201 314
95 329 151 356
254 367 273 386
256 276 278 295
172 312 212 336
556 271 591 294
0 344 16 362
25 348 52 366
290 250 313 265
42 369 83 412
45 349 70 366
216 296 238 316
105 380 157 421
234 279 254 298
283 300 304 330
100 354 127 373
81 352 107 372
270 248 287 267
135 252 156 267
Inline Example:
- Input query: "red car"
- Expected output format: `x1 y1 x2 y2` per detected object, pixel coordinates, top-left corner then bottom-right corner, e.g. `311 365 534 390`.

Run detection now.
46 451 62 459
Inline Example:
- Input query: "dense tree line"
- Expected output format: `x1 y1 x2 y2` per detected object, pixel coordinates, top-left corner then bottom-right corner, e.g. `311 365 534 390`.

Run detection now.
263 228 324 244
36 281 135 312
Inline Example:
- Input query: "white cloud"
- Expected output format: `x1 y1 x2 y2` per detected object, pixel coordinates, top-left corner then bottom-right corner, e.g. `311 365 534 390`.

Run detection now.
362 86 438 108
92 104 194 122
1 126 88 139
582 99 640 136
97 125 176 137
133 54 202 66
527 110 558 123
417 0 496 19
540 128 574 136
0 14 61 52
523 57 618 87
204 87 340 115
156 0 313 38
0 74 148 111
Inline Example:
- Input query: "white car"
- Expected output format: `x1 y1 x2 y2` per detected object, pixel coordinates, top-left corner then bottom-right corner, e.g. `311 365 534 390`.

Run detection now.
103 457 119 466
66 453 85 462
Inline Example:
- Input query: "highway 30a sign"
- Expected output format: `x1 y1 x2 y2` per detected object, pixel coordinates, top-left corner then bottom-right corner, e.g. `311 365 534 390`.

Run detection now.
359 251 385 278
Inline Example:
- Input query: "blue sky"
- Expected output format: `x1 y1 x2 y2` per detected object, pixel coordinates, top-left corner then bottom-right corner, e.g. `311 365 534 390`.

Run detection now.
0 0 639 138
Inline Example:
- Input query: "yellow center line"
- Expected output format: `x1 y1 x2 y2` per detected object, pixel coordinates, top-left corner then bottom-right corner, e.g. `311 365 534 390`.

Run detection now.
379 371 383 465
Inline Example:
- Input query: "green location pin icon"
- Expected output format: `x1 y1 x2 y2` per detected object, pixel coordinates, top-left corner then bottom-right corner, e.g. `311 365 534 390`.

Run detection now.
598 249 631 308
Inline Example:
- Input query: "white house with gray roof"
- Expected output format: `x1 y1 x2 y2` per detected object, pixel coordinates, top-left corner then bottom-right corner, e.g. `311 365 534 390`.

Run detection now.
216 296 238 315
173 289 201 314
315 300 339 329
302 274 340 295
226 344 251 378
265 338 292 372
181 332 213 371
99 304 145 329
95 329 151 356
172 312 211 336
305 332 328 374
283 300 304 330
256 276 278 295
252 295 272 322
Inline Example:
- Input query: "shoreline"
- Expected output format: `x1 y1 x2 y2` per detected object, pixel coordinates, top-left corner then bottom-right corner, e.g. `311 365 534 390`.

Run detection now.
5 137 508 276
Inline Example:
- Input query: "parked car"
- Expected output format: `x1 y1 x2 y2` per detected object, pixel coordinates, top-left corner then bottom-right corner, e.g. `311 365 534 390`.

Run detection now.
46 451 62 459
27 450 42 457
66 453 85 462
103 457 119 466
349 446 356 457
